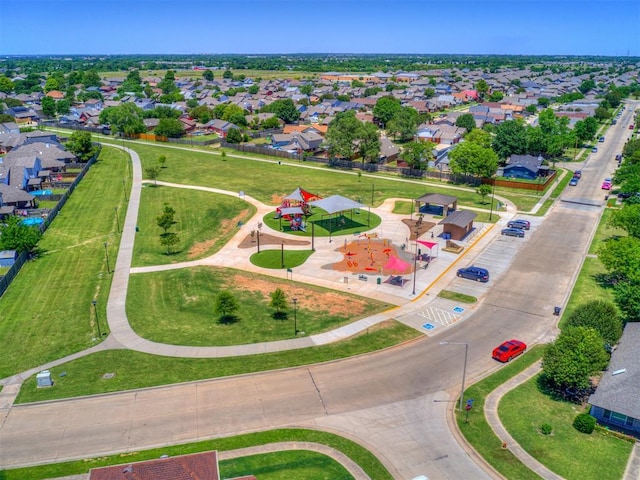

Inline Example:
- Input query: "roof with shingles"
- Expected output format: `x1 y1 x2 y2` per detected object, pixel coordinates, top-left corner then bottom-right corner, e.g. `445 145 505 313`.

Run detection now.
415 193 458 205
438 209 477 227
589 323 640 419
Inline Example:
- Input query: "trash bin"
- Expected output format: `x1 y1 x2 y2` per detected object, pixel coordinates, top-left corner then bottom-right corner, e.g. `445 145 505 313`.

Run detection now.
377 277 381 285
135 226 139 232
553 306 561 316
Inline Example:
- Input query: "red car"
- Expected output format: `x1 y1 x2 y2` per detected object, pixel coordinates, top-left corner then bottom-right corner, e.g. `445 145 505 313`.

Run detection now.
492 339 527 362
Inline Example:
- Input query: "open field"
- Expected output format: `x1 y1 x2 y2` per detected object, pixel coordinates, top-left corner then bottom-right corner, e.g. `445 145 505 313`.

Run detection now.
127 267 391 345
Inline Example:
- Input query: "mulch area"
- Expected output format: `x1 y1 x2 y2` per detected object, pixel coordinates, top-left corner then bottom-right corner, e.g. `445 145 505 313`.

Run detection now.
238 232 311 249
330 238 414 275
402 219 436 240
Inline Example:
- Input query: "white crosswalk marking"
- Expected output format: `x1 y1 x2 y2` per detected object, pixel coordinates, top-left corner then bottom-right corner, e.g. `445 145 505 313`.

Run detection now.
417 305 461 327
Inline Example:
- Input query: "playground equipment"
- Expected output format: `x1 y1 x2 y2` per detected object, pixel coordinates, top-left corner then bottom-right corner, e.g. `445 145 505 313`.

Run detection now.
276 187 321 231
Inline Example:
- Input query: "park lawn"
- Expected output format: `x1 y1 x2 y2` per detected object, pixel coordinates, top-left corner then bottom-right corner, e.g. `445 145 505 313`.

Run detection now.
132 185 256 267
499 375 632 480
1 428 391 480
0 146 127 378
262 209 381 237
437 290 477 303
16 320 419 403
128 142 531 210
588 207 627 255
251 249 315 269
126 267 391 345
456 347 544 480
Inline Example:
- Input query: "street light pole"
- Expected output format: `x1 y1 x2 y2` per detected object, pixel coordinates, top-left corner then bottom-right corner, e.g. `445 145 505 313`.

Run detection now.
440 341 469 411
292 297 298 335
489 177 496 221
412 229 419 295
92 300 102 337
123 179 128 202
104 242 110 274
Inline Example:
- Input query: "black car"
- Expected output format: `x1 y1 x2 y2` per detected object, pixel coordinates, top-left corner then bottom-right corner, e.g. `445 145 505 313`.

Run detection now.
456 266 490 282
507 219 530 230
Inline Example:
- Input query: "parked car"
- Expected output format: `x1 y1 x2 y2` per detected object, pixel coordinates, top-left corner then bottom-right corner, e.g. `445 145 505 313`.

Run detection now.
456 266 490 282
592 147 598 153
616 154 622 161
492 339 527 362
601 180 612 190
501 227 525 238
573 170 582 179
599 136 605 143
507 219 530 230
630 124 635 130
569 177 579 186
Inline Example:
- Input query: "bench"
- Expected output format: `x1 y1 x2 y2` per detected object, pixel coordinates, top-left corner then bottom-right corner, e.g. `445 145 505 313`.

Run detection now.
442 240 464 254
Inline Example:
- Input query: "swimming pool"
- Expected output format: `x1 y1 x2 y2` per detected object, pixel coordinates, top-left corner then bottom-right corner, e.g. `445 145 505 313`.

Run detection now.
21 217 44 226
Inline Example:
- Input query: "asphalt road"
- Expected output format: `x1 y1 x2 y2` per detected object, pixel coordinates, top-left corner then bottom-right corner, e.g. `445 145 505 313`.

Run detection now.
0 102 635 478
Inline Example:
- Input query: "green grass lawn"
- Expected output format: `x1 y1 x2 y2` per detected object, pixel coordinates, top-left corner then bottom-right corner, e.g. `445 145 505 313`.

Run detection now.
262 209 381 237
0 146 127 378
16 320 419 403
251 249 315 269
132 184 256 267
127 267 390 345
499 375 632 480
1 428 391 480
588 207 627 255
456 347 545 480
437 290 477 303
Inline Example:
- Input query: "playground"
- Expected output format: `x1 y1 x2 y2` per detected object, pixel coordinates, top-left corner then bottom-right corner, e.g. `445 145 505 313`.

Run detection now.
330 236 414 276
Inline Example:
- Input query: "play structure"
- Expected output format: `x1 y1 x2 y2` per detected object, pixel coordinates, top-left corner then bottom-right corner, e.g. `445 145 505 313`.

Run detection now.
331 236 413 276
275 187 321 231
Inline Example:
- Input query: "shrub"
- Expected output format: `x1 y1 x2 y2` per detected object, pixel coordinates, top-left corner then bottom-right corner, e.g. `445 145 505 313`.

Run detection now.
540 423 553 435
565 300 622 345
573 413 596 434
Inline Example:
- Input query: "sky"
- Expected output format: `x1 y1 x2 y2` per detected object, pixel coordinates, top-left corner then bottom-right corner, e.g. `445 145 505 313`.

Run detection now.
0 0 639 57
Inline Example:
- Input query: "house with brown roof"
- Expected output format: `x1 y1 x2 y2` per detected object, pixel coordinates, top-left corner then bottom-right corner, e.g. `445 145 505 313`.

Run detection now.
45 90 65 100
439 210 477 241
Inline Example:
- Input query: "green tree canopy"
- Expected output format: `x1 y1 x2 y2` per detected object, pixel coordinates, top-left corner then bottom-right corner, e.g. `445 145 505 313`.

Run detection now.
565 300 623 345
609 204 640 238
455 113 476 132
215 290 239 320
154 118 184 138
269 288 288 315
326 110 361 159
373 96 401 127
597 236 640 284
66 131 95 161
41 96 56 117
81 70 102 87
400 141 432 170
448 141 498 177
0 75 15 93
262 98 300 123
156 204 176 233
464 129 492 149
492 120 528 159
542 326 609 390
225 128 243 144
202 69 214 81
357 121 381 163
0 216 42 254
386 106 418 142
99 102 146 135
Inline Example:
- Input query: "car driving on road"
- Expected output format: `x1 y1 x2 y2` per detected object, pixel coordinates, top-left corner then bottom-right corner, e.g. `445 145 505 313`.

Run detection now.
456 266 490 282
492 339 527 362
501 227 525 238
602 179 612 190
569 177 579 186
507 219 530 230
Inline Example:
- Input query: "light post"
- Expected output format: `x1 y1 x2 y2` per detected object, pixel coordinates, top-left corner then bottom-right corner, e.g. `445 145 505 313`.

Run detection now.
292 297 298 335
412 229 419 295
281 242 285 268
257 222 262 253
123 179 128 202
104 242 110 274
489 177 496 221
92 300 102 337
114 207 120 233
440 341 469 412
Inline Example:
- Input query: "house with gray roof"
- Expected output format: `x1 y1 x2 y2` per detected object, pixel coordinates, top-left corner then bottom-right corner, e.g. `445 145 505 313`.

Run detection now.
589 322 640 434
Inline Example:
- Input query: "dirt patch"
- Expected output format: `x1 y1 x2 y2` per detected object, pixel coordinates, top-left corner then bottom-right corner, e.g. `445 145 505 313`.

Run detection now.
238 232 310 249
330 238 414 275
187 209 250 258
402 218 436 240
271 193 285 205
227 273 370 316
188 238 217 258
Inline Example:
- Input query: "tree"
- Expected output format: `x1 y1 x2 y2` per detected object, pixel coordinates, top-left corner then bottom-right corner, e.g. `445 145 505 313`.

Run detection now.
159 232 180 255
423 87 435 98
357 121 381 163
262 99 299 123
225 128 243 144
578 79 596 94
261 116 281 129
455 113 476 132
222 70 233 79
215 290 239 321
475 79 489 99
82 70 102 87
565 300 622 346
154 118 184 138
386 106 418 142
537 97 551 108
299 84 314 96
525 104 537 114
0 75 14 93
373 96 401 127
609 204 640 238
597 236 640 284
492 120 528 159
0 216 42 255
574 117 599 143
99 103 146 135
66 131 95 161
156 204 176 237
41 96 56 117
476 184 492 204
44 76 59 93
464 129 492 149
202 69 214 81
269 288 288 319
613 281 640 322
55 99 70 115
0 113 14 123
542 326 609 391
326 110 361 159
146 166 161 186
400 141 431 169
248 84 259 95
487 91 504 102
594 106 610 121
157 155 167 168
448 141 498 177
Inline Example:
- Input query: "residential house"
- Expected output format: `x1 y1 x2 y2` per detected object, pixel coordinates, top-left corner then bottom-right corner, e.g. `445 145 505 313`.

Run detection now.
0 250 18 268
379 136 400 163
503 155 544 180
589 322 640 434
204 119 240 138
